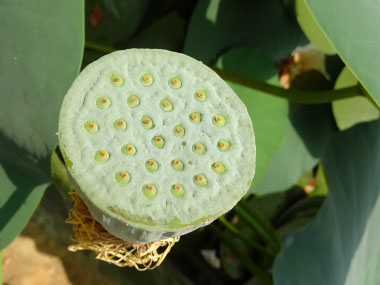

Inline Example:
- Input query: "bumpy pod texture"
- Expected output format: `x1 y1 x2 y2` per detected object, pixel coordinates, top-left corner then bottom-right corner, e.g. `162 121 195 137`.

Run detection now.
58 49 256 243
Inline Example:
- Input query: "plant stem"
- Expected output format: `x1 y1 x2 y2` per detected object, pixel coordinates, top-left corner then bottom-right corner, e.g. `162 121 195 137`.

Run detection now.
212 67 363 103
85 42 117 54
210 225 273 285
218 216 276 257
84 41 364 104
235 203 281 252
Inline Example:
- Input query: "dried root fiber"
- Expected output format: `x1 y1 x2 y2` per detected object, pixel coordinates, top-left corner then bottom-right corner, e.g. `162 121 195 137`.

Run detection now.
65 190 180 271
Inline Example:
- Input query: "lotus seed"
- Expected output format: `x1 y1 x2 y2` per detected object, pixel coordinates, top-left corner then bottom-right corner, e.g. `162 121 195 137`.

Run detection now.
84 121 98 134
152 135 165 149
189 112 202 124
212 162 226 174
169 76 182 89
140 73 154 86
115 171 130 184
217 140 230 152
160 98 173 112
94 150 109 162
96 96 111 109
110 74 124 87
145 159 159 172
193 174 208 187
173 124 185 137
171 159 184 171
127 95 140 108
141 116 154 129
142 184 157 198
171 184 184 198
121 144 136 156
113 119 127 131
213 115 226 127
194 90 207 102
192 143 206 155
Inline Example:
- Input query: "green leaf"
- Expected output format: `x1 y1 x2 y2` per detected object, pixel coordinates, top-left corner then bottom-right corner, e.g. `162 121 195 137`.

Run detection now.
332 67 380 131
215 47 288 191
312 165 328 196
254 68 337 194
0 0 84 170
274 119 380 285
295 0 335 54
0 0 84 249
0 135 49 250
184 0 307 63
254 120 318 194
126 12 186 51
85 0 148 46
304 0 380 107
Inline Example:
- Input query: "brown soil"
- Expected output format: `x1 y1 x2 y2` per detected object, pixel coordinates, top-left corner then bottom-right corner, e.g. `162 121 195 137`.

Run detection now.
2 222 117 285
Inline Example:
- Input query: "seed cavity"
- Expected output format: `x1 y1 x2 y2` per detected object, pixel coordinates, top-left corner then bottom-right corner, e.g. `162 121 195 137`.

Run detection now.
169 76 182 89
84 121 98 134
173 124 185 137
192 143 206 155
171 159 184 171
145 159 159 172
110 74 124 87
217 140 230 152
160 98 173 112
94 150 109 162
193 174 208 187
140 73 154 86
171 184 184 198
152 135 165 149
213 114 226 127
96 96 111 109
212 162 226 174
142 184 157 198
141 116 154 129
127 95 140 108
121 144 137 156
194 90 207 102
189 112 202 124
113 119 127 131
115 171 130 184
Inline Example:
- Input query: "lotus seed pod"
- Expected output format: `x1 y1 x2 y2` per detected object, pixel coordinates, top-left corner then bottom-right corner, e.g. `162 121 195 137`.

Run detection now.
58 49 255 243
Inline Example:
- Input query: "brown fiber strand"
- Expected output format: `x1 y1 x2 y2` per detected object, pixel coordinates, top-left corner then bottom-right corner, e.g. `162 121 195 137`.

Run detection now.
65 190 180 271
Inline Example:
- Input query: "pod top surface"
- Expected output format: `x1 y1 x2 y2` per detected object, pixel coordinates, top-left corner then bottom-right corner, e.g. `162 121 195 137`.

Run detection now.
58 49 255 232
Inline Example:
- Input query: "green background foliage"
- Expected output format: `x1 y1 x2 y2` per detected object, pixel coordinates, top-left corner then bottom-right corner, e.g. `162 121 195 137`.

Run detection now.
274 119 380 285
0 0 84 250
